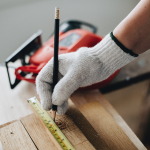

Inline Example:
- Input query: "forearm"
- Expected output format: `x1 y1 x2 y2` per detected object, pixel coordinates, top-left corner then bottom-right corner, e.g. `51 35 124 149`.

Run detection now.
113 0 150 54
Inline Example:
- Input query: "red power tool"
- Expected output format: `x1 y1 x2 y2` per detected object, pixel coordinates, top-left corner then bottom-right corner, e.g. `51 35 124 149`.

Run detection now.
5 20 120 90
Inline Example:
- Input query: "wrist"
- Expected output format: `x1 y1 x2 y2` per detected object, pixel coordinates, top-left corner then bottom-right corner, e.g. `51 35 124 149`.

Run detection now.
110 32 138 57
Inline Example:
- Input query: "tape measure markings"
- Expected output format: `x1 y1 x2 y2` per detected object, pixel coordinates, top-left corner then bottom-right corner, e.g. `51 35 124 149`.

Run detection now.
28 97 75 150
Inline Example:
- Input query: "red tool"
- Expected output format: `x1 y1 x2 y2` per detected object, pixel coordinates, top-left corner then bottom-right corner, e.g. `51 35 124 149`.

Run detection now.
5 20 120 90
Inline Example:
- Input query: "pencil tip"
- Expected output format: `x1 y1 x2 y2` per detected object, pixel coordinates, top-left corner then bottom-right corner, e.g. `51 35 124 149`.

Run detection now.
53 111 56 122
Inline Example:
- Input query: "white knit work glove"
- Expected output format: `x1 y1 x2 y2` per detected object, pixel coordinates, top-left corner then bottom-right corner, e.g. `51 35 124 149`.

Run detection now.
36 32 137 114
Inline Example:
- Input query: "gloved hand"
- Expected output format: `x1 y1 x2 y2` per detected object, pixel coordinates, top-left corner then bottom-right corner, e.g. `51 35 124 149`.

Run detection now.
36 32 137 114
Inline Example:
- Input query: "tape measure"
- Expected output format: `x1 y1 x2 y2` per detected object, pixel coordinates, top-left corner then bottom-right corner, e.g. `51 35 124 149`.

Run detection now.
28 97 75 150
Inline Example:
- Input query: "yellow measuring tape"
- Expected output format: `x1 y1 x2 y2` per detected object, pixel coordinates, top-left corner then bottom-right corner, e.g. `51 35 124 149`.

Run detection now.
28 97 75 150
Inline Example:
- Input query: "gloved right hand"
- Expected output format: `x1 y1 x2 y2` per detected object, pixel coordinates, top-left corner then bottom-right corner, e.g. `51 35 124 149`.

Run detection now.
36 32 137 115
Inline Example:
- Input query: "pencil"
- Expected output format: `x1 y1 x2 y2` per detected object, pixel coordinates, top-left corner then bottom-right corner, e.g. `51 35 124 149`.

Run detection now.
52 7 60 122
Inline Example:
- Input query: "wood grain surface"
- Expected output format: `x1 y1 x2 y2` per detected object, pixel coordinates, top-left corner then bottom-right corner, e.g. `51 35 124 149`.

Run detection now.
0 66 146 150
0 121 37 150
21 114 57 150
27 100 95 150
70 90 147 150
0 112 95 150
48 111 95 150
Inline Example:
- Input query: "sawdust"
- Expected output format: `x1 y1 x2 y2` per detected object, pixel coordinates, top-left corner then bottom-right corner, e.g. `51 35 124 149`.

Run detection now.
55 120 67 130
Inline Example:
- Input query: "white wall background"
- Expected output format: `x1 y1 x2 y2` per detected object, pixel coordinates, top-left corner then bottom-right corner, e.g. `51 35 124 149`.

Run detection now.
0 0 139 63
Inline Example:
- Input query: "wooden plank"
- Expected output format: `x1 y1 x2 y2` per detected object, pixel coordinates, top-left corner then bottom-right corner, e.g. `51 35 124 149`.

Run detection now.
70 90 146 150
21 108 95 149
0 121 36 150
66 100 110 150
48 111 95 150
28 102 62 150
97 90 147 150
78 101 137 150
0 63 146 149
21 114 57 150
0 140 5 150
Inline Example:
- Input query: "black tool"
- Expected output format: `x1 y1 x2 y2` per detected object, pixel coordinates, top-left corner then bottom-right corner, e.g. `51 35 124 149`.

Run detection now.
52 7 60 122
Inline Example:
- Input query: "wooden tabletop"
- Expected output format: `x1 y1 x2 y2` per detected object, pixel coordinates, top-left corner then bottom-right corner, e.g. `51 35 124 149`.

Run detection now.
0 66 146 150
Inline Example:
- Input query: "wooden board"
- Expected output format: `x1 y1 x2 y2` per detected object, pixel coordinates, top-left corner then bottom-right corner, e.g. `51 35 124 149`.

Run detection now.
0 112 95 150
21 114 57 150
48 111 95 150
0 121 37 150
0 141 4 150
98 90 146 150
70 90 147 150
66 100 110 150
0 66 146 150
0 90 146 150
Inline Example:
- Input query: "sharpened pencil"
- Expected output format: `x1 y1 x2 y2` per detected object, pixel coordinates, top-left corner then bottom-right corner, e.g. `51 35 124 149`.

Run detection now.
52 7 60 122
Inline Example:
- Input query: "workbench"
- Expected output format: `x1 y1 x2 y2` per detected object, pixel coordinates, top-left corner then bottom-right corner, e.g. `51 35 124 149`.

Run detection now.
0 66 147 150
